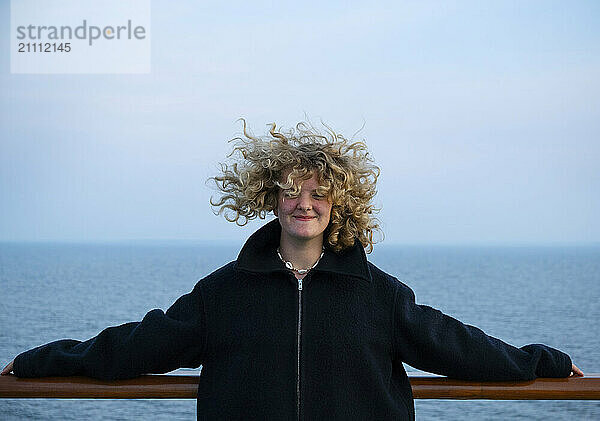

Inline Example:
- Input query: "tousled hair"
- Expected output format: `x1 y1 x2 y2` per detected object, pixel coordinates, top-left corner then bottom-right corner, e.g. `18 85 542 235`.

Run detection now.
210 119 382 253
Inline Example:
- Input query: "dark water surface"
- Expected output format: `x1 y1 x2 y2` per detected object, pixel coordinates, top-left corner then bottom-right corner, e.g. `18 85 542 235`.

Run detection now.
1 242 599 420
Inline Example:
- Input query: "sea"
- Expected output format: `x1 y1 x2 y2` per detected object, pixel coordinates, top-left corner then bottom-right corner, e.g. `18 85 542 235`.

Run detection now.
1 241 599 420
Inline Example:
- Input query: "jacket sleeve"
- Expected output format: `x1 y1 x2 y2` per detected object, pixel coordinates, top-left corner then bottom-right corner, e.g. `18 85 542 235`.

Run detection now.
13 281 207 380
392 280 572 381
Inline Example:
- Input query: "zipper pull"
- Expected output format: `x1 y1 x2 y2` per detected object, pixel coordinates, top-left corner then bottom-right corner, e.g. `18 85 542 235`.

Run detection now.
298 278 303 291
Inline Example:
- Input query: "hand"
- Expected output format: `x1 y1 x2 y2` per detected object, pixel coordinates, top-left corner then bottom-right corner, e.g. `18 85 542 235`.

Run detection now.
570 363 584 377
1 359 14 375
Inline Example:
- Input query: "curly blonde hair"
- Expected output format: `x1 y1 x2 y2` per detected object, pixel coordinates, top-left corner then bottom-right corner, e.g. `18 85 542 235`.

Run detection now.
210 119 382 253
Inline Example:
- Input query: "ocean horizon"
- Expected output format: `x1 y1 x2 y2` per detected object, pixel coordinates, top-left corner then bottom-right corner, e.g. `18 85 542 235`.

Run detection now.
1 242 598 420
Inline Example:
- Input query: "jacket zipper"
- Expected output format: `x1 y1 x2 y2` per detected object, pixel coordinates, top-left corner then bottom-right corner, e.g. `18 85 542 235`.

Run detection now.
296 277 303 421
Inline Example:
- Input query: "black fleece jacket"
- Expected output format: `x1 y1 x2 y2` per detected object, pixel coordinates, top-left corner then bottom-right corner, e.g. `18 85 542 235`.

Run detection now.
14 220 572 420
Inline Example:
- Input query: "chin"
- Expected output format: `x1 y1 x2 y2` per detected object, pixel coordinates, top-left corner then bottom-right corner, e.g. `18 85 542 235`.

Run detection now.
287 227 323 241
291 231 319 240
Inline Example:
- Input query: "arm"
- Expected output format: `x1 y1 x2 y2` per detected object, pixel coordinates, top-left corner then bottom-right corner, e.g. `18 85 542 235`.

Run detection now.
392 280 576 381
4 282 206 381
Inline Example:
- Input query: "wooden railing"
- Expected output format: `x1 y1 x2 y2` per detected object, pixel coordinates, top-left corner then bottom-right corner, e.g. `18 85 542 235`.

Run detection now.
1 374 599 400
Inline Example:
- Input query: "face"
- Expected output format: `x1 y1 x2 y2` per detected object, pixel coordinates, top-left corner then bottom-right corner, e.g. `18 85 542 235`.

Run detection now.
274 170 333 245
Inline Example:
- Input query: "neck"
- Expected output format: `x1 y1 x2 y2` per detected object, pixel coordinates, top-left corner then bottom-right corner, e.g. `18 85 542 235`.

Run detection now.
279 234 324 271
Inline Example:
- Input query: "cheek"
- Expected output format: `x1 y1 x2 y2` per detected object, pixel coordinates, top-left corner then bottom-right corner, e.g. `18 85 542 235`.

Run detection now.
318 203 333 219
277 197 295 214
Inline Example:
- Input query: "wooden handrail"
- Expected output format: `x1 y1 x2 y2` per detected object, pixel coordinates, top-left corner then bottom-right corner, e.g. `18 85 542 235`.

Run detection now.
1 374 598 400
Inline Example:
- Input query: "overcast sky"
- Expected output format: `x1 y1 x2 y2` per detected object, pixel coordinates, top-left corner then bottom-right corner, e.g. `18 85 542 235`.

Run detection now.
1 1 598 245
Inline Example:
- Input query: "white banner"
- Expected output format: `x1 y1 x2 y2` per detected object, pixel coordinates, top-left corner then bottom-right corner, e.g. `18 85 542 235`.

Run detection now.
10 0 151 74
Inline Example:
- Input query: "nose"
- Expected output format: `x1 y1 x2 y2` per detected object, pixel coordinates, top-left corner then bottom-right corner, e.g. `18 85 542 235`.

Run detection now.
297 193 312 211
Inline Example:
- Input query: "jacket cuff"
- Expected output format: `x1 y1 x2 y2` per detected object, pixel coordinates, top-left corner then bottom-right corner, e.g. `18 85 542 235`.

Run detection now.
560 352 573 378
534 344 572 378
13 351 32 378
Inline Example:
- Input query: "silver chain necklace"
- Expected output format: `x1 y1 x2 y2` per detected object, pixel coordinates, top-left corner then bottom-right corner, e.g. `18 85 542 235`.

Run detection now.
276 247 325 275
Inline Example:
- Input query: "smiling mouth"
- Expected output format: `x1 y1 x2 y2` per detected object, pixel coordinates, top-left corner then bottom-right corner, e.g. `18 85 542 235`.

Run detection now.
294 216 316 221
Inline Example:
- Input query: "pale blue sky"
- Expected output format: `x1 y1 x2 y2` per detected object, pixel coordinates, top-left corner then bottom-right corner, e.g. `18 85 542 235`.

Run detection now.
1 0 598 245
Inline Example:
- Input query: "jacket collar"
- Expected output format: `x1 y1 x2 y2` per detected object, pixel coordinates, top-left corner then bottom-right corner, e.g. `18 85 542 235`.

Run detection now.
235 219 372 282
